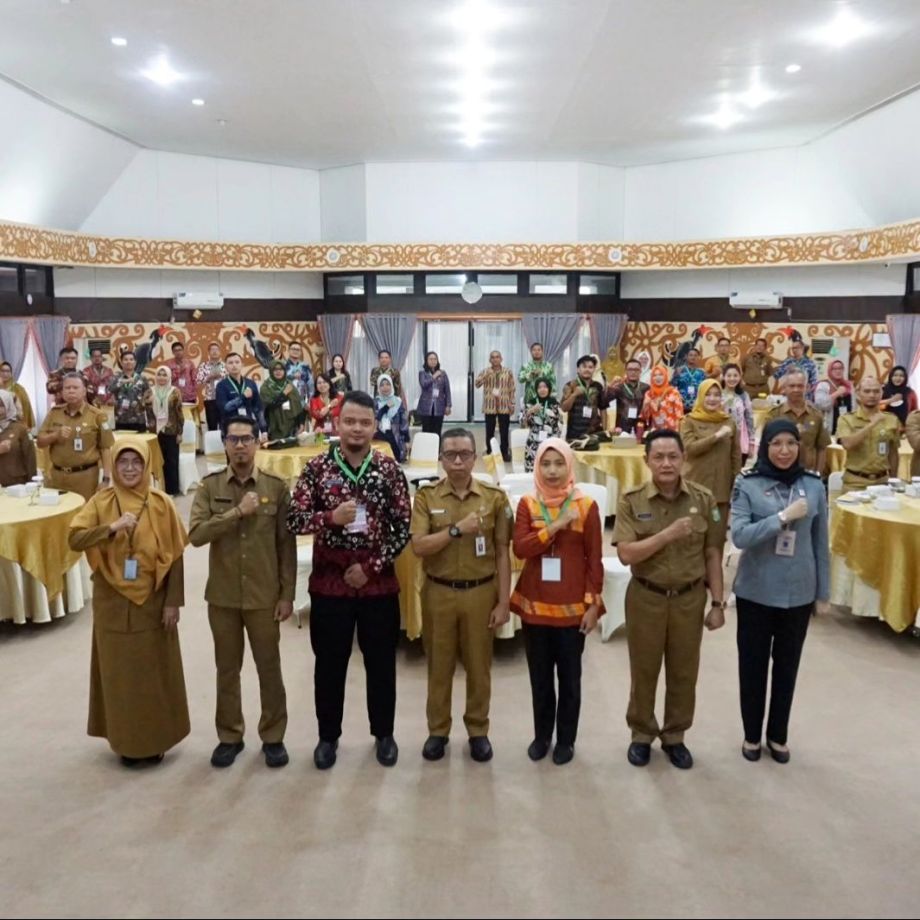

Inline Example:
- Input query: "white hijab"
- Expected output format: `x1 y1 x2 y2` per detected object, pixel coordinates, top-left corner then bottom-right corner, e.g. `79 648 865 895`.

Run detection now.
0 389 19 432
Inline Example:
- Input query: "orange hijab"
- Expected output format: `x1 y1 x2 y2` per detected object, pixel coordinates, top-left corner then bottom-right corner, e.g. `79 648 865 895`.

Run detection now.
533 437 584 508
647 364 673 400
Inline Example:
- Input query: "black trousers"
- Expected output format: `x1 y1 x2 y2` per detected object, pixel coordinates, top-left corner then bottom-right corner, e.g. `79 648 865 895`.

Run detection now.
157 431 181 496
419 414 445 438
484 413 511 461
523 623 585 746
736 596 812 745
204 399 221 431
309 593 400 742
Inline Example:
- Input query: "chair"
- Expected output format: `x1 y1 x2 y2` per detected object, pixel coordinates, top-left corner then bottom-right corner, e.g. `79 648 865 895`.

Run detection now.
488 437 506 484
410 432 440 464
500 472 535 501
601 554 631 640
575 481 607 514
204 430 226 474
827 470 844 524
178 419 201 494
510 428 529 474
293 536 314 627
472 471 494 485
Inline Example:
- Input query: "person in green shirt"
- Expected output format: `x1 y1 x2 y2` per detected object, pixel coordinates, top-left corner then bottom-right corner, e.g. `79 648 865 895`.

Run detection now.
519 342 556 408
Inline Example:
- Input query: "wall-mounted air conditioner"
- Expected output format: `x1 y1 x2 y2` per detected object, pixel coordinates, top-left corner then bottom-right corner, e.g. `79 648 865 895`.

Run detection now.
810 336 851 378
173 292 224 310
728 291 784 309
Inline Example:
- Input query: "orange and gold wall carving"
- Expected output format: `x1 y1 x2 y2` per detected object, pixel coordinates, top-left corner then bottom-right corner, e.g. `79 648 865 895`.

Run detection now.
69 321 324 384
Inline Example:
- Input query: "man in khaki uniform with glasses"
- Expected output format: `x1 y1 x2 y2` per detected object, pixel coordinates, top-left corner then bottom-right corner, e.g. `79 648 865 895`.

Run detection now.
411 428 512 764
837 376 901 493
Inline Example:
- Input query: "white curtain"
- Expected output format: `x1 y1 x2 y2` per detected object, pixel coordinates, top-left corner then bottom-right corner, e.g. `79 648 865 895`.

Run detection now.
471 319 523 420
18 335 50 427
555 318 592 394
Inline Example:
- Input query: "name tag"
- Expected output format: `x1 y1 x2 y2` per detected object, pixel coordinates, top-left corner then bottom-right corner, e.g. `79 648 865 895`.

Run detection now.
582 406 593 419
775 531 796 557
123 558 138 581
838 406 848 416
541 557 562 581
475 535 487 557
878 441 888 456
637 512 653 521
178 378 186 388
121 399 130 410
324 422 333 433
492 388 501 397
238 408 248 417
73 437 84 452
627 407 638 419
346 503 368 534
430 508 446 515
281 400 291 411
432 388 440 399
537 430 548 441
687 386 696 397
380 417 391 432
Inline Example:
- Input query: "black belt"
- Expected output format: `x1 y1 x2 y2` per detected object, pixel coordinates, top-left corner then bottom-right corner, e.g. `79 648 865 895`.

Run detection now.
634 576 703 598
427 574 495 591
52 462 98 474
844 468 887 480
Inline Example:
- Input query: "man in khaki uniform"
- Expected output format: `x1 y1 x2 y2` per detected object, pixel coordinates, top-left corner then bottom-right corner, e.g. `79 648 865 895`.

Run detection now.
906 409 920 478
703 337 733 379
189 415 296 769
837 377 901 493
36 374 113 501
764 369 830 472
741 337 774 399
613 429 725 770
411 428 512 763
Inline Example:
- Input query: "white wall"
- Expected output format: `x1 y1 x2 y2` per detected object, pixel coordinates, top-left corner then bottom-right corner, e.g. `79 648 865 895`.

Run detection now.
0 79 136 229
81 149 322 243
320 165 367 242
576 163 626 240
54 267 324 299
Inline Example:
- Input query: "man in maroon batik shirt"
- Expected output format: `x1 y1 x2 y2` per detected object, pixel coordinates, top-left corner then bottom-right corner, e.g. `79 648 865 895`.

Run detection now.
287 389 411 772
165 340 199 405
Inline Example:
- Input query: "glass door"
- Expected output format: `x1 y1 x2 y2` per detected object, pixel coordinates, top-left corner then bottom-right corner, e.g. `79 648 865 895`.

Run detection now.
471 319 523 421
423 321 471 422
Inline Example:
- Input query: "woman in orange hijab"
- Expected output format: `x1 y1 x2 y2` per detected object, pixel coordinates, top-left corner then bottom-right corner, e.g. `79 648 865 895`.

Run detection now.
679 378 741 549
511 438 604 766
69 438 190 767
640 364 685 432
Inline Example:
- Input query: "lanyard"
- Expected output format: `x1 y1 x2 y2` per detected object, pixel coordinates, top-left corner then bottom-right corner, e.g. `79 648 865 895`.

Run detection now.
113 494 148 555
229 376 248 398
538 493 573 527
577 377 593 399
334 446 372 487
621 382 637 401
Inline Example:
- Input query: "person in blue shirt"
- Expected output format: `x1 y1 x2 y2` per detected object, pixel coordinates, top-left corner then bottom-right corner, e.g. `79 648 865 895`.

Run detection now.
670 348 708 413
730 418 829 765
216 352 267 440
284 341 314 405
416 351 452 439
772 337 818 400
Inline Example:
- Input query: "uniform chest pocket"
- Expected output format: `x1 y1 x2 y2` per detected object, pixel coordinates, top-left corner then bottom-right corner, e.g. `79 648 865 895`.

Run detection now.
690 514 709 535
257 502 278 517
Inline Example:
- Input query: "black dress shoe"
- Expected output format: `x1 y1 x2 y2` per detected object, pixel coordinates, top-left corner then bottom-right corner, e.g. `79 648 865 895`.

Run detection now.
262 742 289 768
767 741 791 764
527 738 551 761
210 740 245 768
376 735 399 767
313 740 338 770
422 735 449 761
742 744 762 762
627 742 651 766
552 743 575 765
662 742 694 769
469 736 493 762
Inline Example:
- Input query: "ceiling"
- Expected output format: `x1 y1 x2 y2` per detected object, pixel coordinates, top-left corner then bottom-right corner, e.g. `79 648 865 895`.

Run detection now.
2 0 920 169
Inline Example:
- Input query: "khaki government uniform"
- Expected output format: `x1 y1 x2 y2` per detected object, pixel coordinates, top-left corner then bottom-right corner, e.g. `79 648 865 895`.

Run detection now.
679 416 742 548
764 402 830 472
411 477 513 737
741 352 774 399
612 478 720 745
38 402 114 501
189 465 297 745
837 407 902 493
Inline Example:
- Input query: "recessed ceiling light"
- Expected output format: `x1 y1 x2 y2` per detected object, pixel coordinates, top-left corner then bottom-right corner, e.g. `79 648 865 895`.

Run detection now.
216 118 228 127
811 9 872 48
785 63 802 74
141 56 183 87
111 37 127 47
192 98 205 106
738 81 774 109
701 103 743 130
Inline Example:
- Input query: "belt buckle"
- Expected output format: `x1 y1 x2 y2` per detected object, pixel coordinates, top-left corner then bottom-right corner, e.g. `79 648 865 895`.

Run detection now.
665 587 678 598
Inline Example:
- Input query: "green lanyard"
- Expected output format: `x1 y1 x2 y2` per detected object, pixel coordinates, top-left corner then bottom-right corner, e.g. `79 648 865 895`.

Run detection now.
334 446 372 487
229 376 247 398
578 377 593 400
538 493 574 527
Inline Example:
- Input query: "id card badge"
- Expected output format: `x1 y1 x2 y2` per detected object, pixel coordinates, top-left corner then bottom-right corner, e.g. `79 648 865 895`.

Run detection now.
238 407 248 417
475 535 487 557
492 388 501 397
542 557 562 581
537 429 548 442
121 399 130 410
432 387 440 399
775 531 796 557
123 558 138 581
73 437 84 452
178 378 186 388
878 440 889 456
324 421 333 433
838 405 848 416
582 406 593 419
627 406 639 419
281 400 291 411
380 417 391 432
347 503 369 534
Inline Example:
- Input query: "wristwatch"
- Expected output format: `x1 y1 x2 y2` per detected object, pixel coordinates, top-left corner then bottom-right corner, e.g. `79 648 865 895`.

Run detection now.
710 600 724 609
449 525 461 538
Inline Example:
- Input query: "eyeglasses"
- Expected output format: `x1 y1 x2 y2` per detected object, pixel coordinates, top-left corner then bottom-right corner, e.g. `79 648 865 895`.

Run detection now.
441 450 475 463
116 460 144 471
225 435 256 446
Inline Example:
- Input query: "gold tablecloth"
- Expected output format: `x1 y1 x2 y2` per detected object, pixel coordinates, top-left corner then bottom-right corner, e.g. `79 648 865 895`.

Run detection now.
753 406 772 433
0 492 85 599
254 440 394 488
830 495 920 632
113 431 165 485
573 444 649 492
827 440 912 480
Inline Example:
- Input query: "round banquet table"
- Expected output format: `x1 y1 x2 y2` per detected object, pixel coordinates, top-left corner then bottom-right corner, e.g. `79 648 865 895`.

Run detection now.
829 494 920 632
574 443 649 515
0 491 93 624
827 440 913 481
254 440 395 489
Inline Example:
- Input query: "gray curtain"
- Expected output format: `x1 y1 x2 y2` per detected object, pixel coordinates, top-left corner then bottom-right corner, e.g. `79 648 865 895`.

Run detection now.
887 314 920 376
0 317 33 379
588 313 628 360
360 314 418 370
31 316 70 374
522 313 582 367
318 314 356 367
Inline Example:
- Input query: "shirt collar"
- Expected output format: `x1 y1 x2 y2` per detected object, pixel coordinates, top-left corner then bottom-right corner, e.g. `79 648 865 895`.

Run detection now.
226 464 260 486
437 475 482 499
646 477 690 500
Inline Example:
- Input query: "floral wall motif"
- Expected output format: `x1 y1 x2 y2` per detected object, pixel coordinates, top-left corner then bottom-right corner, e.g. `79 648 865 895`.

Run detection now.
5 218 920 271
68 321 324 384
610 321 893 384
